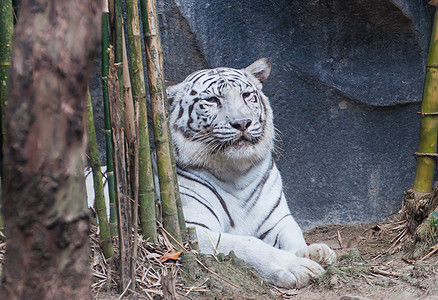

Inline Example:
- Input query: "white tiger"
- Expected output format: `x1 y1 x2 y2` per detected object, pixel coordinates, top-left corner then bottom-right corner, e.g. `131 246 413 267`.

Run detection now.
167 58 336 288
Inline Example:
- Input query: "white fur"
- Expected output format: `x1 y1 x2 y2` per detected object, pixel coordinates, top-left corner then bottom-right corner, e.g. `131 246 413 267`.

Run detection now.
169 58 336 288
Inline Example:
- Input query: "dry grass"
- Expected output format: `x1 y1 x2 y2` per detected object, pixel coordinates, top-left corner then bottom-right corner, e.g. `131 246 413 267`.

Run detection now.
89 224 183 299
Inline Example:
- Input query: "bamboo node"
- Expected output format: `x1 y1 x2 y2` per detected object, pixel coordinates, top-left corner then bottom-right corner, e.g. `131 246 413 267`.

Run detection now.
144 32 158 38
413 152 438 159
417 111 438 117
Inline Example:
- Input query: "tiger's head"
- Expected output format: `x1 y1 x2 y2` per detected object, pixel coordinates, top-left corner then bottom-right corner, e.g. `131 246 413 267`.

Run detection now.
167 58 274 175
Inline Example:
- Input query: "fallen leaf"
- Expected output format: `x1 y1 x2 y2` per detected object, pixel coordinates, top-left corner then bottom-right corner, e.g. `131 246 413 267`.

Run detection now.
158 251 183 263
429 0 438 7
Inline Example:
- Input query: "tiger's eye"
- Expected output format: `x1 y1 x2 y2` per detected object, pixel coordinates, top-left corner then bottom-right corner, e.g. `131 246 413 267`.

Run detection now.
242 92 251 99
205 97 220 104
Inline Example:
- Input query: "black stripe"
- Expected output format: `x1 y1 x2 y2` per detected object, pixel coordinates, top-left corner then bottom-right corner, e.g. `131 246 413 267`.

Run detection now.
177 106 184 119
206 79 220 90
189 71 206 84
273 233 280 247
178 169 235 228
245 159 274 207
187 98 200 132
179 190 221 225
186 221 210 230
258 213 292 241
256 193 282 233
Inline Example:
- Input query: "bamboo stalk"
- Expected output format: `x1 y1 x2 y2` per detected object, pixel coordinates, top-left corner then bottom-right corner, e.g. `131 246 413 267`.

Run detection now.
413 8 438 193
86 89 114 259
114 0 123 119
140 0 183 245
121 24 136 209
1 0 13 156
0 0 13 233
126 0 158 243
131 100 140 291
108 46 131 292
169 137 187 242
102 0 118 237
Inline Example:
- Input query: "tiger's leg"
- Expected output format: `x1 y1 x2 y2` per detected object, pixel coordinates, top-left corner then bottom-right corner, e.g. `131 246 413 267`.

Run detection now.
265 215 337 265
193 226 324 288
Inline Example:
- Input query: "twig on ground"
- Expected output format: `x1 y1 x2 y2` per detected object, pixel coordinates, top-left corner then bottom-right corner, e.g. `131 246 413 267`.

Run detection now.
370 266 400 277
418 244 438 262
117 279 132 300
337 230 344 249
401 257 416 264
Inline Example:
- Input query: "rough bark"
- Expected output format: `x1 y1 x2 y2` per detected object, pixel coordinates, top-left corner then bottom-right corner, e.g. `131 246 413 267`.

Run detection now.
0 0 101 299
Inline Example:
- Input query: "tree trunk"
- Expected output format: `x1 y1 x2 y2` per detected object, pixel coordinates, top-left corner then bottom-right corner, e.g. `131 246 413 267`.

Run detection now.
0 0 101 299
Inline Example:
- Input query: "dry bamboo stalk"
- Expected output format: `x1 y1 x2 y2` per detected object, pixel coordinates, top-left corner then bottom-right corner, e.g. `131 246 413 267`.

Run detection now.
108 46 132 292
131 100 140 291
122 27 135 146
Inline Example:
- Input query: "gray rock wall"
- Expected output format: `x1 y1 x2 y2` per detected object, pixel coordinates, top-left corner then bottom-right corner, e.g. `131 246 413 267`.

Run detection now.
157 0 433 229
90 0 434 229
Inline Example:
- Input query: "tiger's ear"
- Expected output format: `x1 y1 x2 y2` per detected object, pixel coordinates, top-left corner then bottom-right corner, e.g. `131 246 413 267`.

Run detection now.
166 81 183 110
245 58 271 83
166 80 181 98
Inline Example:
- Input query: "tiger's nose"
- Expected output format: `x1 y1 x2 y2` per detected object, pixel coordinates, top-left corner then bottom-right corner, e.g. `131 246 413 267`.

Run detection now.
230 119 252 131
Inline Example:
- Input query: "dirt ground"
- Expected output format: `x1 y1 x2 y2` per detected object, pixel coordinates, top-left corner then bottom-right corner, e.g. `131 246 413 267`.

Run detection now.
298 220 438 300
91 215 438 300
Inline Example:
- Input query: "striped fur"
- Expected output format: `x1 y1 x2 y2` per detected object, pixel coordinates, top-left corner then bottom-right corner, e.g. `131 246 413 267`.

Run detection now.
167 58 336 288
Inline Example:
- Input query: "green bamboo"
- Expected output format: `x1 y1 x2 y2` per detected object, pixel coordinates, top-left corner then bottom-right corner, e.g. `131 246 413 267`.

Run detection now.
102 0 118 238
169 134 187 241
140 0 182 245
0 0 13 233
125 0 157 243
1 0 13 153
413 8 438 193
86 89 114 259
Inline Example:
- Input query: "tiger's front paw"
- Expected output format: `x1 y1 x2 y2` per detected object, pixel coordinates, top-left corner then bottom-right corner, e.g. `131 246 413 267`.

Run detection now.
260 249 325 289
296 243 336 265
